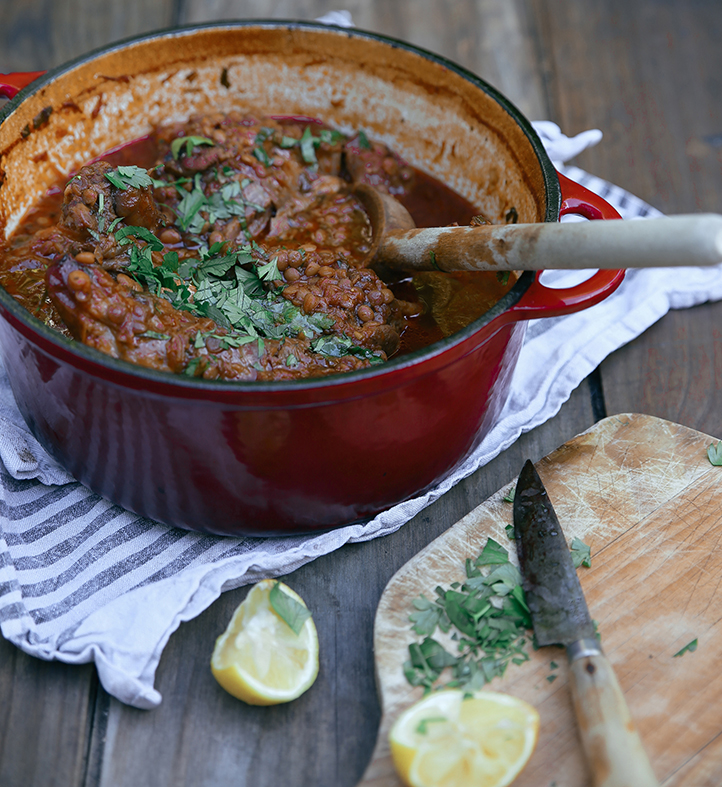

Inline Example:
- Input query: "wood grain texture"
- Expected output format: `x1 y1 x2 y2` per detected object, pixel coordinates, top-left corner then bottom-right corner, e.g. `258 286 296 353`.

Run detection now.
0 636 97 787
0 0 177 70
531 0 722 216
360 414 722 786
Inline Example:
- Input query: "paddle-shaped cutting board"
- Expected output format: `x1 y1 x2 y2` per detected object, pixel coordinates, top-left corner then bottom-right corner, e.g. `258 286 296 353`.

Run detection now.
359 413 722 787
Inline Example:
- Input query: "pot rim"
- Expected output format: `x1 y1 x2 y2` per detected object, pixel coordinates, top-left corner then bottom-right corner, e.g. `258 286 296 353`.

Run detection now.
0 19 560 394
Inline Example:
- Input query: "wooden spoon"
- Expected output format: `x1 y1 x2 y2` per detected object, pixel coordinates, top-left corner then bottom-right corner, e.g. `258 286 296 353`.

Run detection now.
354 183 722 272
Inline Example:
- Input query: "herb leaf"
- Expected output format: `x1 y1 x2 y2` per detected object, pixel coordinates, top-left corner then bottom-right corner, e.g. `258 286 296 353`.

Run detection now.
475 538 509 566
299 126 317 165
416 717 448 735
105 165 153 191
357 129 371 150
673 638 698 657
115 225 164 252
269 581 311 635
310 335 384 364
409 594 447 636
708 441 722 466
170 135 215 160
570 538 592 569
404 536 533 694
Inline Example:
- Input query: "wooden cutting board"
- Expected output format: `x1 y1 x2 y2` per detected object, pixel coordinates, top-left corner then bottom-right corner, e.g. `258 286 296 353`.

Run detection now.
359 413 722 787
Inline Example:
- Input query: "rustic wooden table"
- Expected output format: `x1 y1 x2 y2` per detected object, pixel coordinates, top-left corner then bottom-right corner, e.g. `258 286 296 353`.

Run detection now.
1 1 721 786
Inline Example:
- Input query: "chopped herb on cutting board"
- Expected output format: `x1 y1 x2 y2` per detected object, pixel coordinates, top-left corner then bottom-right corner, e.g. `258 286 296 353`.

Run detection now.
673 638 698 657
707 442 722 465
404 535 592 692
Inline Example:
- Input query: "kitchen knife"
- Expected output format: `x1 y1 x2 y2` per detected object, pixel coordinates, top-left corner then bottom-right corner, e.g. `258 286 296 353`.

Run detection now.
514 459 658 787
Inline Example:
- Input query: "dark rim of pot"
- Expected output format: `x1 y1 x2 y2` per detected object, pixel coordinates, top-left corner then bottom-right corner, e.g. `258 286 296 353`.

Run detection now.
0 19 561 394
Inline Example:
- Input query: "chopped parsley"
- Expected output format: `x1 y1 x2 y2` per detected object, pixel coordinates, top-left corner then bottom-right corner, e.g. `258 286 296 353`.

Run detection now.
708 441 722 466
170 135 214 160
299 126 318 165
357 129 371 150
570 538 592 569
404 537 533 694
117 227 354 359
105 123 385 369
673 638 698 658
269 581 311 635
416 717 448 735
105 165 154 191
292 125 345 166
173 175 265 235
404 534 593 694
310 335 384 364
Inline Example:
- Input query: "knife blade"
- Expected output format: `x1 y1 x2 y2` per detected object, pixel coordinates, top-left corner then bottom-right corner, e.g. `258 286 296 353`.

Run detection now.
514 459 659 787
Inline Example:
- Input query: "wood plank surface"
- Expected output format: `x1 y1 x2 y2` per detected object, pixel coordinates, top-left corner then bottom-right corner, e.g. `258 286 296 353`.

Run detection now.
360 414 722 786
1 1 721 786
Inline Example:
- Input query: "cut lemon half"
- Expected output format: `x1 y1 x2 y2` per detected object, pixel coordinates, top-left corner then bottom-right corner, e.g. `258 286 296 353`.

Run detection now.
389 689 539 787
211 579 319 706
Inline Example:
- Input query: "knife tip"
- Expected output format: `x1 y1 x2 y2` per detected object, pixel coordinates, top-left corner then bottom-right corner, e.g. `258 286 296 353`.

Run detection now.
518 459 537 483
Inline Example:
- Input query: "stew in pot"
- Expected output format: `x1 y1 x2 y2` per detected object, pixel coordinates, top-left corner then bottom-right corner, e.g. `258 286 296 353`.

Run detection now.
0 113 517 381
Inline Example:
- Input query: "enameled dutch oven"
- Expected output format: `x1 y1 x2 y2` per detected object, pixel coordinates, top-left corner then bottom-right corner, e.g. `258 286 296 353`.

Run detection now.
0 21 624 536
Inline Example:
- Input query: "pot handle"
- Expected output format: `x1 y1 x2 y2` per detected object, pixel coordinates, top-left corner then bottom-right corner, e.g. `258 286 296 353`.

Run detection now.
0 71 45 99
503 170 625 320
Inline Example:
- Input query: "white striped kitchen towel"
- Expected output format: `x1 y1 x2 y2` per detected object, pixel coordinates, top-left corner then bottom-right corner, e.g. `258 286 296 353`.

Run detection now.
2 124 722 709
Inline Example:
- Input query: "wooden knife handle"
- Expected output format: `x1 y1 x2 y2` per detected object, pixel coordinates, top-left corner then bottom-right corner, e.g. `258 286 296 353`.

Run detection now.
567 641 659 787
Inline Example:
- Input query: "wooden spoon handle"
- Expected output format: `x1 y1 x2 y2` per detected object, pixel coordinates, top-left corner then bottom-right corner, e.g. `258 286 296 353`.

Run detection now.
568 645 659 787
377 213 722 272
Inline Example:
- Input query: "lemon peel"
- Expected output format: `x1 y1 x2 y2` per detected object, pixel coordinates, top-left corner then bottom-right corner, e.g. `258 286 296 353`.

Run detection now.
211 579 319 705
389 689 539 787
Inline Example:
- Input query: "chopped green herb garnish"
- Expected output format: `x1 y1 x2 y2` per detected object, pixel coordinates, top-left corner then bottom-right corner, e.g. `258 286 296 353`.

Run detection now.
310 334 384 364
546 675 557 683
673 638 698 657
170 135 214 160
183 357 203 377
357 129 371 150
257 258 282 282
105 165 153 191
570 538 592 569
708 442 722 466
252 146 272 167
173 176 262 235
403 536 533 694
299 126 317 165
115 225 164 252
269 581 311 635
503 488 515 503
496 271 511 285
475 538 509 567
138 331 171 341
97 192 105 234
416 717 447 735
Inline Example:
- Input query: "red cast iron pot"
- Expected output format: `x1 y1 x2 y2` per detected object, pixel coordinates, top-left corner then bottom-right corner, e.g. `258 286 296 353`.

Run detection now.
0 21 623 536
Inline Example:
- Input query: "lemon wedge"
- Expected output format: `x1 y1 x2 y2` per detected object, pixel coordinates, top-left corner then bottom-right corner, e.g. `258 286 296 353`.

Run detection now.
211 579 319 705
389 689 539 787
